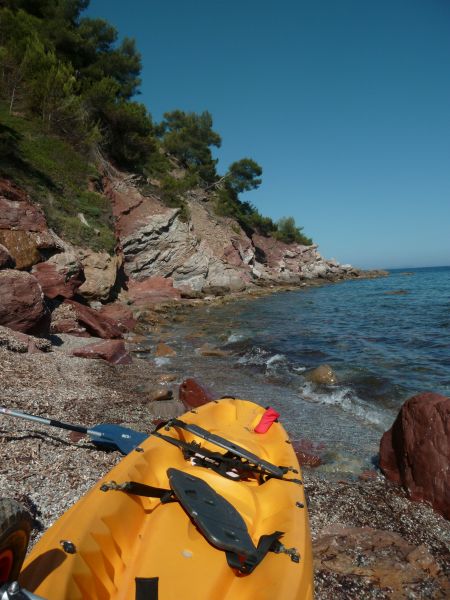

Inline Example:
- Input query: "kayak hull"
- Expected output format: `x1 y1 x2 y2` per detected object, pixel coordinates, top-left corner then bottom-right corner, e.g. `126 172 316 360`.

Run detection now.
20 399 313 599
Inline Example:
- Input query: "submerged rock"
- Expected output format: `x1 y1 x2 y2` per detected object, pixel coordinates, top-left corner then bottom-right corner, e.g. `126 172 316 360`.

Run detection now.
305 364 337 385
292 439 325 468
379 392 450 520
155 342 176 357
314 526 449 598
197 343 229 357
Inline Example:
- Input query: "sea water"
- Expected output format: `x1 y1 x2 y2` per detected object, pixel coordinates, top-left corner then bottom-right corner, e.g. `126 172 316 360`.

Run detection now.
145 266 450 477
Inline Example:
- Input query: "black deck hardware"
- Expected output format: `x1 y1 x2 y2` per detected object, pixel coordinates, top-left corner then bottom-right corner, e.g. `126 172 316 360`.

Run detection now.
168 468 292 574
100 480 175 503
167 419 288 479
152 430 302 484
99 469 300 574
135 577 158 600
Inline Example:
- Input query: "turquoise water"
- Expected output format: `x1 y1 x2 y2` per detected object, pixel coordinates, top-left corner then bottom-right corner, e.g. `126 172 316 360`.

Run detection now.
146 266 450 476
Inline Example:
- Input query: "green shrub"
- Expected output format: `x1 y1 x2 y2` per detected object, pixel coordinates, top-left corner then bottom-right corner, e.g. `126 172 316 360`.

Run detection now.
273 217 312 245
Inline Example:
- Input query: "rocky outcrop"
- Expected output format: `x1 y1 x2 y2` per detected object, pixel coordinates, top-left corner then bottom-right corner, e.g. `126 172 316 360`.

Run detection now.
379 392 450 519
77 250 120 302
0 179 62 269
32 251 85 299
0 270 49 334
104 174 366 301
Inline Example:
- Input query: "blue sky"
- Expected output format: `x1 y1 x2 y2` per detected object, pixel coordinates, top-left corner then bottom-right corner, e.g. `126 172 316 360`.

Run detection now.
87 0 450 269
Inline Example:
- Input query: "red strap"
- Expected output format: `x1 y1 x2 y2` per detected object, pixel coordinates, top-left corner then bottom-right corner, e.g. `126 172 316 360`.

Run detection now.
254 407 280 433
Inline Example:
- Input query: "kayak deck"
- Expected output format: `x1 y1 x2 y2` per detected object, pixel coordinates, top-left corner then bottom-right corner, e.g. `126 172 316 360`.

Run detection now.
19 399 313 599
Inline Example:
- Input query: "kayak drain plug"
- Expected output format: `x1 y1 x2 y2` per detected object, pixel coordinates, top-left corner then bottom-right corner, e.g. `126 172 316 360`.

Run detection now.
60 540 76 554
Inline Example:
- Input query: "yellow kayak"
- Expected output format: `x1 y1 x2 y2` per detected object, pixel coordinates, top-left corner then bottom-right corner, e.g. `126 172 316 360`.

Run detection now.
19 398 313 599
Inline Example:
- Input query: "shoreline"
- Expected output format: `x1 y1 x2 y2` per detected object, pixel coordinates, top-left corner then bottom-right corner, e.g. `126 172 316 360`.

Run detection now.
133 269 389 328
2 267 449 598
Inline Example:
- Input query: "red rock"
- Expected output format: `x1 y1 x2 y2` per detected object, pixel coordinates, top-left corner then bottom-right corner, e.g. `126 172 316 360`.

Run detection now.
63 300 123 339
0 270 49 334
0 325 52 353
314 526 449 596
292 439 325 467
179 378 215 409
0 179 62 269
127 276 181 305
379 392 450 519
72 340 132 365
358 469 378 481
103 176 167 238
32 253 85 299
0 244 14 268
99 303 136 332
0 179 47 231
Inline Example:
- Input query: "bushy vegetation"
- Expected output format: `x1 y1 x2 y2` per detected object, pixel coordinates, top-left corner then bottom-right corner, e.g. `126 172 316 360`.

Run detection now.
0 0 312 247
0 102 115 252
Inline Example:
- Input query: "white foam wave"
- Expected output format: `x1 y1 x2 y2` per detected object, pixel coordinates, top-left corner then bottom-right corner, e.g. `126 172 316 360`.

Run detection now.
154 357 171 367
227 333 245 343
266 353 285 366
299 382 389 428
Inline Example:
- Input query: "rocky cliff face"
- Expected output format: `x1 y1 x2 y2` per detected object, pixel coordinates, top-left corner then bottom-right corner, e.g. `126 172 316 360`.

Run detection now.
104 173 363 303
0 169 378 338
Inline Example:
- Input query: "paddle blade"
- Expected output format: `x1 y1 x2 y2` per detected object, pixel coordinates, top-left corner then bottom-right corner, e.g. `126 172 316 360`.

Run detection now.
88 424 148 455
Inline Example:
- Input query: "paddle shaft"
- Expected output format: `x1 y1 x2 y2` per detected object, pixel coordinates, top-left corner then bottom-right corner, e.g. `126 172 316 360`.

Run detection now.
0 406 103 438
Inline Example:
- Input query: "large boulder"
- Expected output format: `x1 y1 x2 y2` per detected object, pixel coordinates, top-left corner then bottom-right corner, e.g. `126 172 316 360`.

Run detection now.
0 270 49 334
77 250 120 302
127 276 181 305
98 303 136 333
379 392 450 519
32 252 85 299
51 300 123 339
